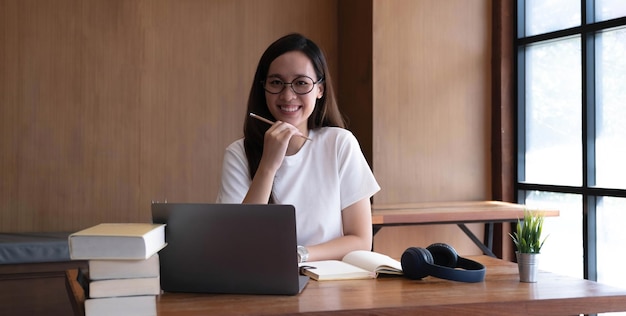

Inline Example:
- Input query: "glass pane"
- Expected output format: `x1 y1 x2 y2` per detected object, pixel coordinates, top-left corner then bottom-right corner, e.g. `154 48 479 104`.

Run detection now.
595 27 626 189
597 197 626 289
525 0 580 36
595 0 626 22
524 37 582 186
524 191 583 279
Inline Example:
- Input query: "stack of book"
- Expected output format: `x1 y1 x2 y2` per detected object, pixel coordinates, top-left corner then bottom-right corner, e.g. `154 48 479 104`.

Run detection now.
68 223 167 316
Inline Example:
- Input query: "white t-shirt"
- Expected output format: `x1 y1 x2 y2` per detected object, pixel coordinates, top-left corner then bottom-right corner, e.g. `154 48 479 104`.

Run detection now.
216 127 380 246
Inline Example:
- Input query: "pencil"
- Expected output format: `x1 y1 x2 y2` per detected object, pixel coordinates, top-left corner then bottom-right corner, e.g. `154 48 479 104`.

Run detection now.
249 113 312 141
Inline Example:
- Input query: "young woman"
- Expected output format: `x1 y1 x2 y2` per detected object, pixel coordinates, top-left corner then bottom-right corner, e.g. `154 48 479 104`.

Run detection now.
217 33 379 262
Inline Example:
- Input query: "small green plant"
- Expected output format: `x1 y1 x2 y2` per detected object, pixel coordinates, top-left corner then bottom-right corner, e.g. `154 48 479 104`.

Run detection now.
510 209 547 253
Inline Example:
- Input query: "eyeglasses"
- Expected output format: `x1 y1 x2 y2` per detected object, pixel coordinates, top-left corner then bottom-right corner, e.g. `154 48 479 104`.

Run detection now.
262 75 323 95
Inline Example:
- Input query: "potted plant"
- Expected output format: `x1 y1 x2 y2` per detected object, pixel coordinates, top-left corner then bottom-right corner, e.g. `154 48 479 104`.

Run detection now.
510 209 547 282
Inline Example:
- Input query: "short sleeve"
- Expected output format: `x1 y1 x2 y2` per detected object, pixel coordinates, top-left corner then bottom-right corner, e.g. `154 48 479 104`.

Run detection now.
337 132 380 210
216 140 251 203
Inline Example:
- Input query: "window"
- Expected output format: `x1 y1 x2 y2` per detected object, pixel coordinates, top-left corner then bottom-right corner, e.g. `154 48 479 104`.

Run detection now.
516 0 626 293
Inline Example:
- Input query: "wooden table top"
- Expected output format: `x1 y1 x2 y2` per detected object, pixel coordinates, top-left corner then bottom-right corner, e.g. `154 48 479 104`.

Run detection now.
152 255 626 316
371 200 560 225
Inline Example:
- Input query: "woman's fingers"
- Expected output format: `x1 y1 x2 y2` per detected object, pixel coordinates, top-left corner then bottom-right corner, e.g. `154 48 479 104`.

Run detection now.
268 121 300 141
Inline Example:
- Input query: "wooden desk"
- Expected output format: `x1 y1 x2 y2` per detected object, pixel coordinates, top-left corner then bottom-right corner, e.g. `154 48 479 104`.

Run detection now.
144 256 626 315
371 201 559 257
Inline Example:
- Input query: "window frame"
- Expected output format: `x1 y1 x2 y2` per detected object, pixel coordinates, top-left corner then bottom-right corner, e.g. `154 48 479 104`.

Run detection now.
515 0 626 281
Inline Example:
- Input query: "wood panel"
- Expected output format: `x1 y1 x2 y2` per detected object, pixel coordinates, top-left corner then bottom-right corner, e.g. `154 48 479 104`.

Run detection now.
371 0 492 256
0 0 338 232
1 0 496 260
0 0 19 231
337 0 373 165
372 0 492 203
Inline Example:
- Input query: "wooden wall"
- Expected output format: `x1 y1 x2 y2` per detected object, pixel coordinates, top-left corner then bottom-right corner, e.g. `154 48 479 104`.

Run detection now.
369 0 492 257
372 1 492 203
1 0 493 258
333 0 492 257
0 0 338 231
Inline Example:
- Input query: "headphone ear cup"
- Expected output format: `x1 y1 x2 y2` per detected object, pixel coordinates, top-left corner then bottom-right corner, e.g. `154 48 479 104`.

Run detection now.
426 243 459 268
401 247 433 280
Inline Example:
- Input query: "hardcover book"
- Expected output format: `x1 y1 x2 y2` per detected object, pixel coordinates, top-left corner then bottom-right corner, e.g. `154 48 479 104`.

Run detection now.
88 253 160 280
88 276 161 298
84 295 156 316
69 223 166 260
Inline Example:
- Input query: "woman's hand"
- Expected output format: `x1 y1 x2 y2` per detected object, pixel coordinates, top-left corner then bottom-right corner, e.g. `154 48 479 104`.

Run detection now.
242 120 301 204
258 120 302 173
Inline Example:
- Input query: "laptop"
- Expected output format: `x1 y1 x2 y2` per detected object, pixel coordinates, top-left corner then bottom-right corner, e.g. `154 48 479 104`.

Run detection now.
151 203 309 295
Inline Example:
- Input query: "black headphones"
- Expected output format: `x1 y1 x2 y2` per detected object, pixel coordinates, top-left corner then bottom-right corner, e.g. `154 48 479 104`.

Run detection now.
401 243 486 283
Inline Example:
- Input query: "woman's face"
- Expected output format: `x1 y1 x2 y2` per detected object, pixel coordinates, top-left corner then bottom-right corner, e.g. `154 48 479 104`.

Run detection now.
264 51 323 133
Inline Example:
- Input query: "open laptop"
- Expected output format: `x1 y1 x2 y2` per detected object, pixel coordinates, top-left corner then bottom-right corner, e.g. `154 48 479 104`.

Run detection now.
151 203 309 295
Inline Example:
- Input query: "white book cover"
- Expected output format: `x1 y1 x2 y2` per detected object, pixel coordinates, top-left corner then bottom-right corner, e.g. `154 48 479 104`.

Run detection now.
84 295 156 316
69 223 166 260
89 253 160 280
89 276 161 298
